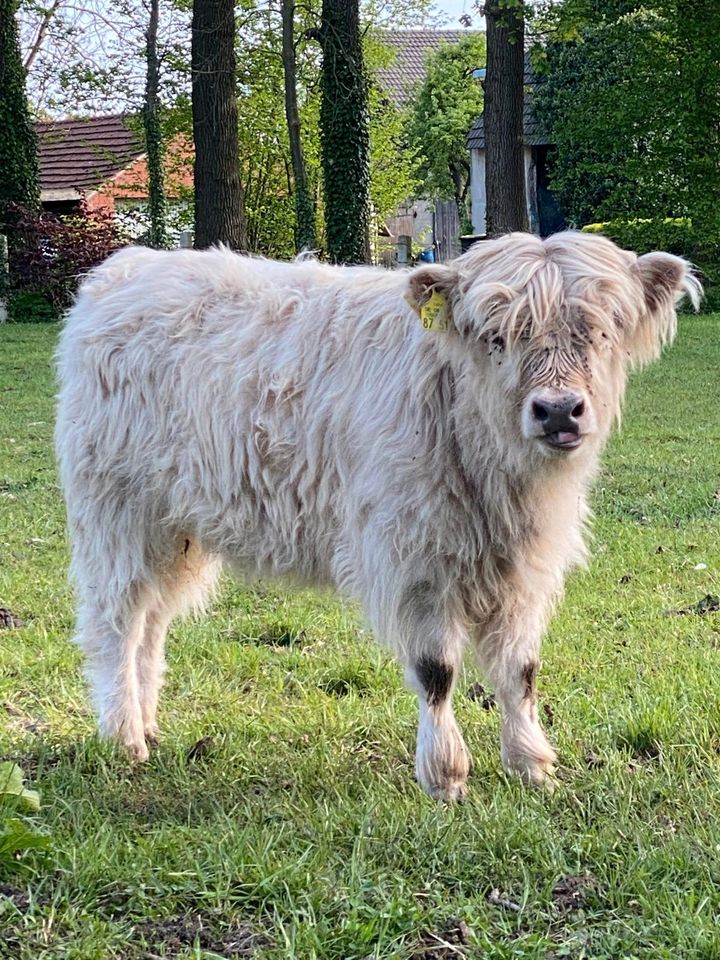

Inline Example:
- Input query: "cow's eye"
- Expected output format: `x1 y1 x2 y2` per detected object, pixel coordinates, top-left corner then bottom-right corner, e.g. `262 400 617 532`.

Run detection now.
491 335 505 352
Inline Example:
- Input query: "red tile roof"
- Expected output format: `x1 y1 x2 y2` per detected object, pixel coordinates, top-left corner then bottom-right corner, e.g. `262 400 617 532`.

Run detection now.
375 29 474 107
35 114 144 195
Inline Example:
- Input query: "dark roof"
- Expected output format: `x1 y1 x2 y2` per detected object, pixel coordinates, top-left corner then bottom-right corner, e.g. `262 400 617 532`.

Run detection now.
466 57 549 150
466 104 547 150
35 114 144 194
375 29 474 107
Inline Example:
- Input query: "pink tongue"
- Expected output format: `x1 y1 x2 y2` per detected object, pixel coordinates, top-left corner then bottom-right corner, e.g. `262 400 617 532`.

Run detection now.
556 432 578 445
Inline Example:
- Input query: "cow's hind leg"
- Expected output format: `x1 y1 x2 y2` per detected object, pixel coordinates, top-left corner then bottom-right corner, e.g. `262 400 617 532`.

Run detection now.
136 540 221 745
399 587 470 801
72 519 219 760
73 582 153 760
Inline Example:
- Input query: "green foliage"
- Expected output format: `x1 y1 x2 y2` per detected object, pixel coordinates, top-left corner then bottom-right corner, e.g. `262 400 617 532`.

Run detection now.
533 0 720 241
364 37 422 226
320 0 371 263
164 2 423 260
1 762 40 813
0 0 40 239
583 217 695 256
143 108 169 250
583 217 720 311
8 290 57 323
533 6 676 225
406 33 485 223
0 762 49 878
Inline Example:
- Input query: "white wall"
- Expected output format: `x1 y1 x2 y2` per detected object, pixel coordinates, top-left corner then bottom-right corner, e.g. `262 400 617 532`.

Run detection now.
470 146 538 236
470 149 486 236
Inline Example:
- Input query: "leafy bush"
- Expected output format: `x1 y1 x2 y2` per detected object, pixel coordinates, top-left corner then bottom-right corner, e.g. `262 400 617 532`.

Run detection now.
582 218 720 310
0 762 50 878
3 202 128 321
583 217 693 255
8 290 57 324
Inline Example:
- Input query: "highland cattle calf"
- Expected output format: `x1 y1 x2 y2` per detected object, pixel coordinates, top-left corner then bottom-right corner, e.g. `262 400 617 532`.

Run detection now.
55 232 699 799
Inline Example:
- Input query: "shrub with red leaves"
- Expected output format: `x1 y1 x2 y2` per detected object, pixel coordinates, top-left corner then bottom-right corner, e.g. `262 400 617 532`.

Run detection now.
3 202 128 321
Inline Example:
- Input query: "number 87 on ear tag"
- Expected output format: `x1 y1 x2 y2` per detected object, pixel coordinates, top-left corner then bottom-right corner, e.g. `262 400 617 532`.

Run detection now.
420 290 449 332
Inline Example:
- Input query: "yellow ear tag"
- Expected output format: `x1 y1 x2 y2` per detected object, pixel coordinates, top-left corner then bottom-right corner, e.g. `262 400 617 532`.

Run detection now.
420 290 449 332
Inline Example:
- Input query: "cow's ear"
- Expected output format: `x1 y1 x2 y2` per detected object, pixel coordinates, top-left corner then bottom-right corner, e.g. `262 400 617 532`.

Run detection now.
406 264 457 315
627 252 702 365
635 252 698 314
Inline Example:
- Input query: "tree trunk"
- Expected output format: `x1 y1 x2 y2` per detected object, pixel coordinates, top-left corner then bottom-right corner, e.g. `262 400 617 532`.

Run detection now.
144 0 168 248
319 0 371 264
484 0 528 236
0 0 40 245
191 0 247 250
281 0 316 252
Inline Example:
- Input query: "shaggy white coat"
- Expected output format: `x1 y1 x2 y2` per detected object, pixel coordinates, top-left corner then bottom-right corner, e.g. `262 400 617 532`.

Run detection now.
55 232 699 799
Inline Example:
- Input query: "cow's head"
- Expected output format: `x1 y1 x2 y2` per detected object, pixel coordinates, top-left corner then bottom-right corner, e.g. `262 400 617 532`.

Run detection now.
407 232 700 460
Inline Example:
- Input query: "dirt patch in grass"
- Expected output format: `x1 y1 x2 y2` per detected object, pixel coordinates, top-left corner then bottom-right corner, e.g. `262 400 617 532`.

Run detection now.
0 608 24 628
137 913 270 958
256 624 306 647
318 672 372 697
466 683 496 710
617 727 663 762
0 882 32 912
551 874 599 914
584 748 605 770
185 735 216 763
412 918 472 958
665 594 720 617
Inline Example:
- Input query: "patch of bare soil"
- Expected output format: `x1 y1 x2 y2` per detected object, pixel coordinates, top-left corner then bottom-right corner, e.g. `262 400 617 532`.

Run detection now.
0 608 24 628
412 918 472 958
551 873 599 914
665 594 720 617
185 735 216 762
466 683 496 710
137 913 270 958
0 883 31 913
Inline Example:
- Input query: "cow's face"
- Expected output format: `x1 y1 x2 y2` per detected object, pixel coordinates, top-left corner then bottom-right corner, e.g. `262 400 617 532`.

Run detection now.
407 232 699 461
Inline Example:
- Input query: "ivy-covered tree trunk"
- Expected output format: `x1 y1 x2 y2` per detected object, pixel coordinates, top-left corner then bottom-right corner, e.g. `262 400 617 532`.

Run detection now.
282 0 316 253
484 0 528 236
0 0 40 244
144 0 168 248
319 0 370 264
191 0 247 250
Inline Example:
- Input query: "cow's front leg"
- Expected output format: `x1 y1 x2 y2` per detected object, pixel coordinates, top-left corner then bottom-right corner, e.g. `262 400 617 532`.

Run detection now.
401 602 470 801
408 656 470 801
474 615 556 787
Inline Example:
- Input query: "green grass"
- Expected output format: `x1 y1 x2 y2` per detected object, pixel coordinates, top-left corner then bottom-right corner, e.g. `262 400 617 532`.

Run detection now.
1 318 719 959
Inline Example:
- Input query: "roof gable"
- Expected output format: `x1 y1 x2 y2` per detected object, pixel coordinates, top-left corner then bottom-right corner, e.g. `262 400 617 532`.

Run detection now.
374 29 475 107
35 114 144 195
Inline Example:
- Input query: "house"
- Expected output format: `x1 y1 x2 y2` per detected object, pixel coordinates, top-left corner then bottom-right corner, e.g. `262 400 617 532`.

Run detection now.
35 114 193 234
466 59 565 238
375 29 473 262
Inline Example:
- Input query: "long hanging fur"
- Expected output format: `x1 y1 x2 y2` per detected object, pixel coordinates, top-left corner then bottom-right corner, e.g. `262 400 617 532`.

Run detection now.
55 230 698 798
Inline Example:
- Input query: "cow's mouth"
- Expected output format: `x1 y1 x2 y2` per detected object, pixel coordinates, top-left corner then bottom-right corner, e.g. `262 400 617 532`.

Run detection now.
543 430 583 450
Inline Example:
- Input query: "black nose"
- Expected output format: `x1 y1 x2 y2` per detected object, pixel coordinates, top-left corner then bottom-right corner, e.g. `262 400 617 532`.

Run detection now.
531 392 585 434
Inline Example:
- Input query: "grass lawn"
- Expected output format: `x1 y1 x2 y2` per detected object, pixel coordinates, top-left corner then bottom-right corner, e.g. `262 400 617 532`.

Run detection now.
1 317 719 960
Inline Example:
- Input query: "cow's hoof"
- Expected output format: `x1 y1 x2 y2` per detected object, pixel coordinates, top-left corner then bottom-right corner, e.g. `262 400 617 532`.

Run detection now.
144 723 160 747
416 738 471 803
422 777 468 803
124 738 150 762
504 753 557 789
